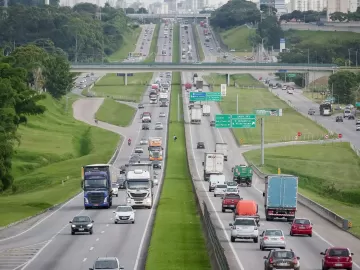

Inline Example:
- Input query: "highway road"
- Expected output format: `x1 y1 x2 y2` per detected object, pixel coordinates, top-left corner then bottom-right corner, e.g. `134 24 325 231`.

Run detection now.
181 23 360 270
0 23 172 270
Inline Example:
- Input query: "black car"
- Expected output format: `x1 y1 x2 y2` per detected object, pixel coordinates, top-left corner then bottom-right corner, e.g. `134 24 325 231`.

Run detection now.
348 114 355 120
197 142 205 149
152 161 162 169
138 104 144 109
263 249 300 270
70 216 94 235
308 109 316 115
142 124 150 130
129 154 141 164
336 116 343 122
119 165 126 174
210 121 215 127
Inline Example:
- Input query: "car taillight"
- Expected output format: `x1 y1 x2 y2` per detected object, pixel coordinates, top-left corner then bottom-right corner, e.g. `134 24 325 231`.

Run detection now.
263 237 269 240
347 257 352 262
269 258 273 264
293 258 298 264
268 210 273 214
280 237 284 240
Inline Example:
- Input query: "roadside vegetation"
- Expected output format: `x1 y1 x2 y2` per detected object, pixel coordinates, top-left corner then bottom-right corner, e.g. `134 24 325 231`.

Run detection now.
107 27 142 62
205 74 328 144
193 25 205 62
0 95 119 227
172 24 180 63
146 73 211 270
219 26 255 52
243 142 360 236
95 99 136 127
144 24 160 63
92 73 153 102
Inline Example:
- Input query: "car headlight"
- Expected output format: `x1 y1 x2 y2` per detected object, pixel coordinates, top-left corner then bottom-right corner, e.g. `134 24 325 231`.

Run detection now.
87 224 93 227
104 197 108 203
71 225 75 228
145 198 151 203
127 198 131 203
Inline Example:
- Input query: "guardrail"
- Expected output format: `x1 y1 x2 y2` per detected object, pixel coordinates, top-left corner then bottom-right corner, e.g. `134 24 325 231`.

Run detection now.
248 162 353 231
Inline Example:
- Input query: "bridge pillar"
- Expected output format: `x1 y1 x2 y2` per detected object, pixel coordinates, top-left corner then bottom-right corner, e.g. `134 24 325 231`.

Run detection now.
124 73 128 86
226 73 230 86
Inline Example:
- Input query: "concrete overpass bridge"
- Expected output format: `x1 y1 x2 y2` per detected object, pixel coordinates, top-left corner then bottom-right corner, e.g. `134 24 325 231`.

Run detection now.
71 62 336 86
127 13 211 19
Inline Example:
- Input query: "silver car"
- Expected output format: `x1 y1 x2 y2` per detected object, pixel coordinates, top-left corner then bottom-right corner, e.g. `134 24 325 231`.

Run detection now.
214 184 227 197
225 187 238 196
90 257 124 270
140 138 148 145
155 122 163 130
260 229 286 250
113 205 136 224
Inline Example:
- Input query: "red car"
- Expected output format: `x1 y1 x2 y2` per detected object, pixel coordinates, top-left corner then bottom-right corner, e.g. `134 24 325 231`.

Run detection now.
290 218 312 237
321 247 354 270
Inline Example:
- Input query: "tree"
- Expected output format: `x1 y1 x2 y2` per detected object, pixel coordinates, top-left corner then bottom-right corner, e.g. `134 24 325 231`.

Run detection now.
43 55 75 99
125 8 135 14
137 7 148 14
257 16 284 49
328 71 359 104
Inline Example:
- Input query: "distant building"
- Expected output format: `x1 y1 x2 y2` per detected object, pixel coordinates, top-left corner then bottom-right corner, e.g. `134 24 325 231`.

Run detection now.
260 0 287 13
327 0 349 20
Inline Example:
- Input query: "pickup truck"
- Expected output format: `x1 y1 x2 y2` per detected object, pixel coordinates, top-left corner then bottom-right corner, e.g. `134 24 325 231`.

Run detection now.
222 194 242 213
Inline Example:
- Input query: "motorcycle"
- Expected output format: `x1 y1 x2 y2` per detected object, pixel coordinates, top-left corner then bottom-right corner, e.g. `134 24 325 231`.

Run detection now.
128 140 131 146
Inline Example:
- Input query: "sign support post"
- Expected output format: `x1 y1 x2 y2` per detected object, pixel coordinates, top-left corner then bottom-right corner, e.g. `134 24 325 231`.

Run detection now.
261 117 265 166
236 94 239 114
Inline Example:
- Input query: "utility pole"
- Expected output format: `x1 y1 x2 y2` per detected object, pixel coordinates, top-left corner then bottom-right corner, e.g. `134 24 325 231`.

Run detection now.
261 117 265 166
307 48 310 65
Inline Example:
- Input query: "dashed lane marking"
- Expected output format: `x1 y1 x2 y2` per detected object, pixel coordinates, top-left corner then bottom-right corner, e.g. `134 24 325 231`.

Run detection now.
0 241 49 270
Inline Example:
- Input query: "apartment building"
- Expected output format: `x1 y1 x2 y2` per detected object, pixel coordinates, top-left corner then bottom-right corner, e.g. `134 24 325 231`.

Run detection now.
260 0 287 13
289 0 326 12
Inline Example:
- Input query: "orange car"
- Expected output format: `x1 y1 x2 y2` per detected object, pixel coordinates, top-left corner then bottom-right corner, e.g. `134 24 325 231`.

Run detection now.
233 200 260 224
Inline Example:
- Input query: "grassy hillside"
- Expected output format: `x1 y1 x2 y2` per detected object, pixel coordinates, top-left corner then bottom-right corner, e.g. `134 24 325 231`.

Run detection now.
108 27 142 62
0 95 119 226
95 99 136 127
220 25 255 52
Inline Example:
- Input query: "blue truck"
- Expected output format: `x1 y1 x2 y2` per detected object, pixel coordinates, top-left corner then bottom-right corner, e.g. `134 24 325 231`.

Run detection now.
262 174 298 221
82 164 116 209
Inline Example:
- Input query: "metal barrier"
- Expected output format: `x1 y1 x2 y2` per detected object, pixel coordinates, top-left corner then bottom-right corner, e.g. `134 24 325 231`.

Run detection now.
249 163 353 231
202 201 230 270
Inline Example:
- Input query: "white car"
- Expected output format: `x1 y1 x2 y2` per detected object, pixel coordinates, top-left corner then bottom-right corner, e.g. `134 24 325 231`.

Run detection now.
214 184 227 197
111 183 119 197
113 205 136 224
134 147 143 154
272 85 277 89
287 89 294 94
225 187 238 196
282 86 287 90
159 112 166 117
155 122 163 130
229 217 259 243
140 138 148 145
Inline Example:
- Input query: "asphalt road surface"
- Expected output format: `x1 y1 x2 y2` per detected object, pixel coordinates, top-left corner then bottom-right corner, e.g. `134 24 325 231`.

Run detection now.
0 23 172 270
181 24 360 270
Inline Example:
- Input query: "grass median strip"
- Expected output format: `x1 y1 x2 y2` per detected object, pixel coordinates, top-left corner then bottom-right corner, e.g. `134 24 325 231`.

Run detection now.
145 72 211 270
193 24 205 62
204 74 328 144
92 73 152 102
144 23 160 63
0 94 119 227
172 23 180 63
243 142 360 236
95 99 136 127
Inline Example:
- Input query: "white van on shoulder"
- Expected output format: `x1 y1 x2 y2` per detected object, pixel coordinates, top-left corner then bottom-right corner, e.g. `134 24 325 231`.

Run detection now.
209 174 226 192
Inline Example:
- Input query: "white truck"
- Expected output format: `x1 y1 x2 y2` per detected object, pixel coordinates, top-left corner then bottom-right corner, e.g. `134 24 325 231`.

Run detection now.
125 162 158 209
190 107 202 124
159 93 169 107
215 142 228 161
202 153 224 181
202 105 210 116
161 83 170 92
209 174 225 192
195 79 203 89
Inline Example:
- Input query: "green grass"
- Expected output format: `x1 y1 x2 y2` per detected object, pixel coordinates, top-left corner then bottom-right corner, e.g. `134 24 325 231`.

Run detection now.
92 73 153 102
285 29 360 47
0 94 119 227
173 24 180 63
205 74 328 144
204 74 265 88
144 24 160 63
193 25 205 62
95 98 136 127
219 25 255 52
108 27 142 62
145 72 211 270
243 142 360 236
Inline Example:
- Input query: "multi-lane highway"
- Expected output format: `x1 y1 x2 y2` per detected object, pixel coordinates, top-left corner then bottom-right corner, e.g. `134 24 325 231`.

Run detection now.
181 22 360 270
0 23 173 270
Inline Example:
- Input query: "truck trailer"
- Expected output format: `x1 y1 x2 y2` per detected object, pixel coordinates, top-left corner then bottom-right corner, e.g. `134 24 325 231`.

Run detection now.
215 142 228 161
202 153 224 181
190 107 202 124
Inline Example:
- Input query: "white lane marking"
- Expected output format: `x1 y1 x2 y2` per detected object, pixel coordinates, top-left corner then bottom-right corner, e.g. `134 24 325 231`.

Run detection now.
184 74 245 270
96 238 99 241
0 192 83 242
106 224 109 227
89 247 94 251
83 258 87 262
101 231 105 234
133 25 172 270
21 238 54 270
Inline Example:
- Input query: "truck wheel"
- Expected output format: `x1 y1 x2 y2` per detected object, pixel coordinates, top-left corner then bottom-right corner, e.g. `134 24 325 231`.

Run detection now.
253 237 258 243
84 206 89 210
222 208 225 213
214 194 216 197
208 188 211 192
230 236 235 242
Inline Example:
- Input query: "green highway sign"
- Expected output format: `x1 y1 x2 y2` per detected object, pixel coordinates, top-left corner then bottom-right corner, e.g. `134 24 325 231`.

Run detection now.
287 73 296 78
215 114 256 128
356 102 360 107
190 92 222 102
254 108 283 116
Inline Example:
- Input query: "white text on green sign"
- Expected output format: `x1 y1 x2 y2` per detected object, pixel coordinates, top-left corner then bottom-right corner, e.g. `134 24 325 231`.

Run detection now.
215 114 256 128
189 92 222 102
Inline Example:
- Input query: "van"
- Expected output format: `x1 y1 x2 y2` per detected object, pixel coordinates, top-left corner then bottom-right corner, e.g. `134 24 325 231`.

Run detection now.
209 174 225 192
344 109 352 118
233 200 260 224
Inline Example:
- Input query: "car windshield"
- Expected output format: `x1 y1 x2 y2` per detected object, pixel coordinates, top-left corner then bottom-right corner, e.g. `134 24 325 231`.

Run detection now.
329 249 349 257
73 216 90 222
264 230 283 236
94 259 118 269
294 219 310 225
227 188 237 192
116 206 132 212
227 182 237 186
273 251 295 259
156 122 161 125
225 194 240 199
234 219 255 226
216 185 227 188
112 183 118 188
